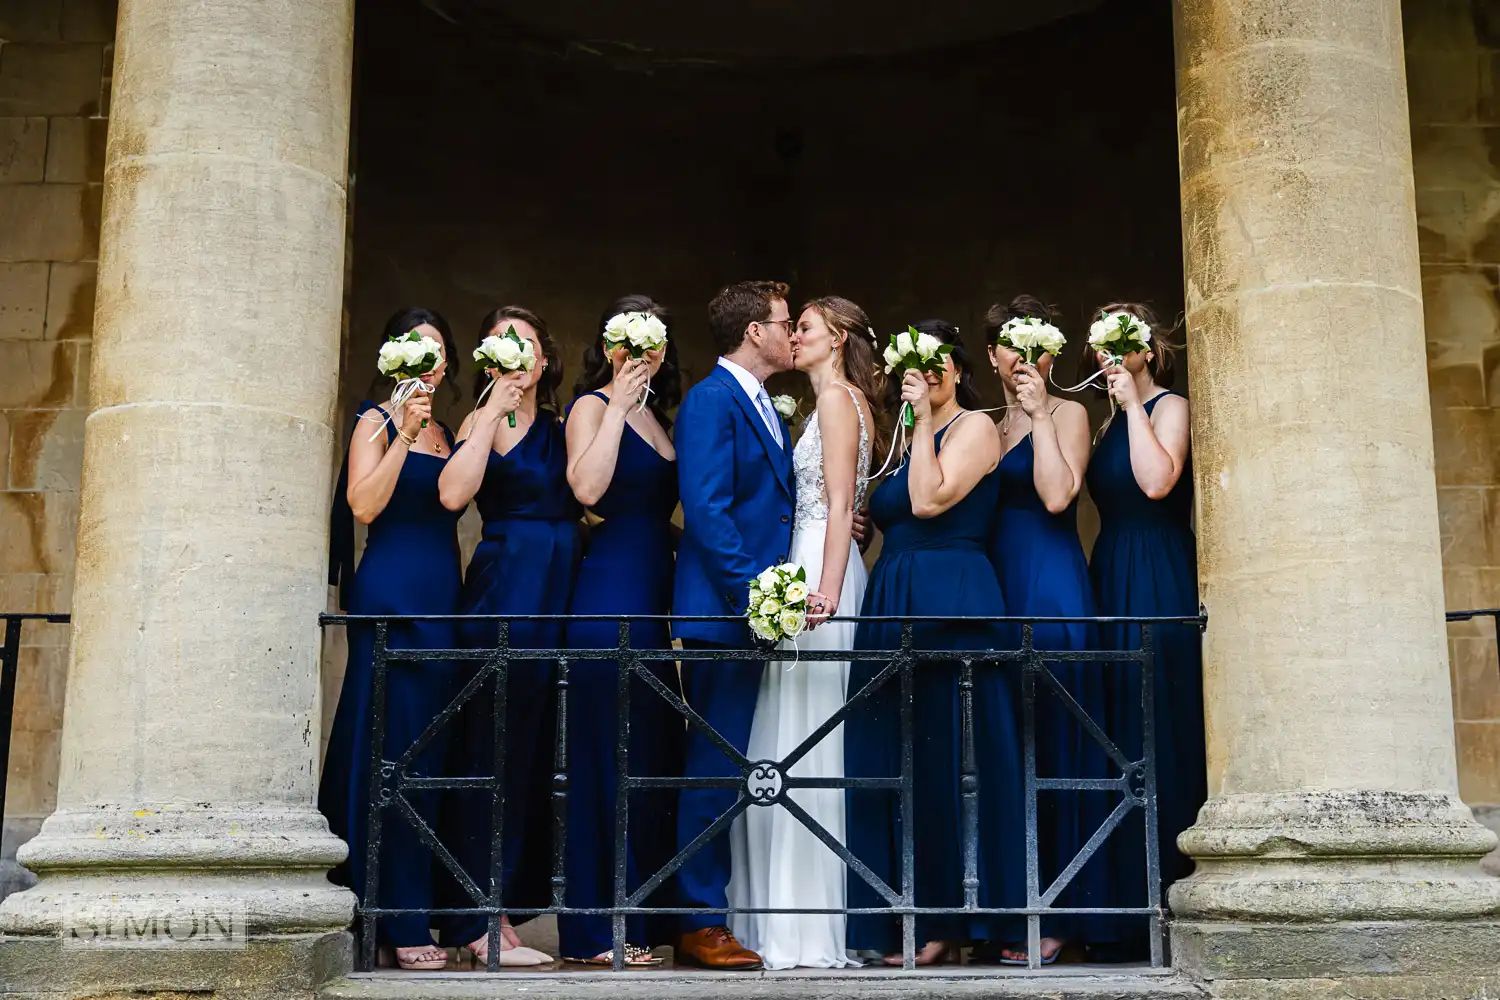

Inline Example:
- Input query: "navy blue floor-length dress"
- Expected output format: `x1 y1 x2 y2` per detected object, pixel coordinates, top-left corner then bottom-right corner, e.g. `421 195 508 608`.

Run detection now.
321 401 463 949
1086 391 1205 957
845 418 1020 952
986 431 1108 946
438 413 583 945
558 392 684 959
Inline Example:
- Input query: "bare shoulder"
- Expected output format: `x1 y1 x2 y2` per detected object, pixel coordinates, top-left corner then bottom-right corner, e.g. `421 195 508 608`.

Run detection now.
952 409 1001 447
1149 392 1189 421
1050 397 1089 427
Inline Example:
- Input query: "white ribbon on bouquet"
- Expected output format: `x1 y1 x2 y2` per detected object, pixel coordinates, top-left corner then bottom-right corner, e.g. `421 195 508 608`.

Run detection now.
365 377 435 442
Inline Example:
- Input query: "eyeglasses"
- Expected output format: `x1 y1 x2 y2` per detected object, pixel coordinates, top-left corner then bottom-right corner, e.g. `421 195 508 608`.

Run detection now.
757 318 794 332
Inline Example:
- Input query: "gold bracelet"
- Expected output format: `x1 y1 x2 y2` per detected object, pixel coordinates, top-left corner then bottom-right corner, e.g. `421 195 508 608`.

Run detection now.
396 428 417 447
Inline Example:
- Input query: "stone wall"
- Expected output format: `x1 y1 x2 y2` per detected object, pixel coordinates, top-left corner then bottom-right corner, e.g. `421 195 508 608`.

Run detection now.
1407 0 1500 828
0 0 112 895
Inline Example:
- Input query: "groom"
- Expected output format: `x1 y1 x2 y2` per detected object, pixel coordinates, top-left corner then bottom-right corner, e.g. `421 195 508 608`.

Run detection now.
671 280 797 970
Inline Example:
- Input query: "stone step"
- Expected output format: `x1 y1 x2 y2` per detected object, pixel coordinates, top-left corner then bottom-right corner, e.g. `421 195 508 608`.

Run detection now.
323 968 1206 1000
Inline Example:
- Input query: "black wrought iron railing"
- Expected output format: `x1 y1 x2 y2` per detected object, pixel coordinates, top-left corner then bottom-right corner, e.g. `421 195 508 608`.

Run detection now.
317 611 1208 973
0 613 69 826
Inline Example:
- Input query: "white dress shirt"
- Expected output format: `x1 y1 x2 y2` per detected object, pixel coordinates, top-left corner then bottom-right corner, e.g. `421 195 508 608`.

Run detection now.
717 356 783 448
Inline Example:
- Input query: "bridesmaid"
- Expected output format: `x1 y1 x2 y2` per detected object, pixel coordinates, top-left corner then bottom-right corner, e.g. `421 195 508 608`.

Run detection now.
845 320 1020 966
558 295 684 967
320 307 462 972
982 296 1104 964
1083 303 1203 961
437 306 579 966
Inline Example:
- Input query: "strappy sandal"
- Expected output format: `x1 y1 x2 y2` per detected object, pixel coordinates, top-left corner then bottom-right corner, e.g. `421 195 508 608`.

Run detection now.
376 944 449 971
566 944 663 968
997 938 1063 966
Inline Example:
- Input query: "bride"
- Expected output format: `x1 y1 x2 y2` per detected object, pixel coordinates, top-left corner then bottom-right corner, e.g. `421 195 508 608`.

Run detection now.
728 295 884 969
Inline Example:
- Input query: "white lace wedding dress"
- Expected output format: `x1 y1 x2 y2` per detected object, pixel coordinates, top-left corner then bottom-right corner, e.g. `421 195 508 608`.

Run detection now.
727 384 872 970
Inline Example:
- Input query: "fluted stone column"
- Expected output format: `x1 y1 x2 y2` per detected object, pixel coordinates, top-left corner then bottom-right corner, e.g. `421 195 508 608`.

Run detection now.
0 0 356 994
1171 0 1500 986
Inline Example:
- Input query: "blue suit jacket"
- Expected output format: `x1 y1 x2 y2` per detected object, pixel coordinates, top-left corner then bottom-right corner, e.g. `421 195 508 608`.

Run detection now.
673 364 795 646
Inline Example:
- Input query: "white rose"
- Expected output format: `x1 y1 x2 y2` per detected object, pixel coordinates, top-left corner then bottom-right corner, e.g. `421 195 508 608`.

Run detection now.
400 340 430 367
603 314 630 345
915 332 941 358
771 395 796 418
377 341 405 374
491 337 522 366
778 608 806 638
883 344 902 371
1087 320 1110 346
1037 325 1066 355
1135 324 1152 344
895 330 914 355
749 616 779 642
783 580 810 605
756 567 780 591
778 562 800 576
759 597 781 618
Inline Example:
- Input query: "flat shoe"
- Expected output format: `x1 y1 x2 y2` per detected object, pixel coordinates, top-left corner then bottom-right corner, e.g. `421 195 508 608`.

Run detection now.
566 944 663 968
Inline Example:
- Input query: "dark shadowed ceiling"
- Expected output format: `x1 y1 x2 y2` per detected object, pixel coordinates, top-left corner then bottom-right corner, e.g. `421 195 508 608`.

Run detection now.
417 0 1110 60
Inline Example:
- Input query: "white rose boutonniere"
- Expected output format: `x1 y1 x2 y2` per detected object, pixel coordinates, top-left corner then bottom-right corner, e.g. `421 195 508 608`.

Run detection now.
771 394 797 419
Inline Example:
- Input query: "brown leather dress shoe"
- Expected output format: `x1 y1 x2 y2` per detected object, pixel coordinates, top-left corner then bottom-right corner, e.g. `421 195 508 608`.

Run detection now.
675 926 763 970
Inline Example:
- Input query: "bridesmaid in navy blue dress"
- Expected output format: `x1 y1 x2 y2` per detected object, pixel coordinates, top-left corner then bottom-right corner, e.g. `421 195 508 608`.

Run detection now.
321 307 462 972
1082 303 1203 960
845 320 1019 966
436 306 580 966
558 295 684 967
982 296 1105 963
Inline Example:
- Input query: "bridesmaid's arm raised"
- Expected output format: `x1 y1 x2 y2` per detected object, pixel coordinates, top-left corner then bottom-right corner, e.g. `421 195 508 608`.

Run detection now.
903 371 1001 519
1127 391 1189 499
438 371 521 511
1029 400 1090 515
347 394 430 524
810 384 864 621
566 360 650 507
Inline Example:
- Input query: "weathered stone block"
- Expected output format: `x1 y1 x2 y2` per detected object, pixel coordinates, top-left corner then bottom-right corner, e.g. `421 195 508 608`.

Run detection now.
43 260 93 339
0 263 49 339
1452 635 1500 720
7 407 83 491
0 491 76 576
1428 360 1486 407
2 728 58 816
1422 268 1500 350
1442 564 1500 611
0 184 98 262
12 646 66 734
1457 720 1500 802
0 117 46 183
0 931 352 999
61 0 116 44
0 43 103 117
0 341 74 408
1437 485 1493 564
1430 405 1496 486
42 115 104 182
1172 919 1500 981
0 573 36 613
0 2 62 43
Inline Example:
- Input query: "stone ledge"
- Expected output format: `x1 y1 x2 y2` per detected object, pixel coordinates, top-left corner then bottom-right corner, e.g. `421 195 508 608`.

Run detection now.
323 969 1205 1000
1171 920 1500 981
0 930 351 999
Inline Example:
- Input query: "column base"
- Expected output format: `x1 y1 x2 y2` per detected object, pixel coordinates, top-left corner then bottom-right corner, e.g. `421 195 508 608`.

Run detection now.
0 930 351 1000
0 804 355 937
1169 791 1500 984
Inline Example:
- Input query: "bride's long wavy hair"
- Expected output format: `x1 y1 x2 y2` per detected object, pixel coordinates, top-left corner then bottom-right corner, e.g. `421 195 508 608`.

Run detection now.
801 295 890 450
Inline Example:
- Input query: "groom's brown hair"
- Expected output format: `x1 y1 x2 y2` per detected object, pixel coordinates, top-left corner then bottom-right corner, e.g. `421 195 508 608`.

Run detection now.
708 280 790 356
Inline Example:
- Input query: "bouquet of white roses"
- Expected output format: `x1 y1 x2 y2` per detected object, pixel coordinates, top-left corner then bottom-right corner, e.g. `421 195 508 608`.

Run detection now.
602 311 668 359
368 329 443 440
996 316 1066 367
474 325 538 427
746 562 810 644
882 326 954 429
1087 311 1152 368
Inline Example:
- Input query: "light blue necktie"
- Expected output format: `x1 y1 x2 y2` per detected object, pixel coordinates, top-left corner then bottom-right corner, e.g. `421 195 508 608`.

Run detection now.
756 386 784 449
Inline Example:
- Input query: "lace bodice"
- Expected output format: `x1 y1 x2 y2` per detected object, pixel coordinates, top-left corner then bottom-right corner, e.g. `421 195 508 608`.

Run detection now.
792 383 872 530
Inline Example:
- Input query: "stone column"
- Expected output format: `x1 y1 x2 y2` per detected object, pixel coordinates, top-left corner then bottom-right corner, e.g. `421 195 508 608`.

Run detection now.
1171 0 1500 987
0 0 356 994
